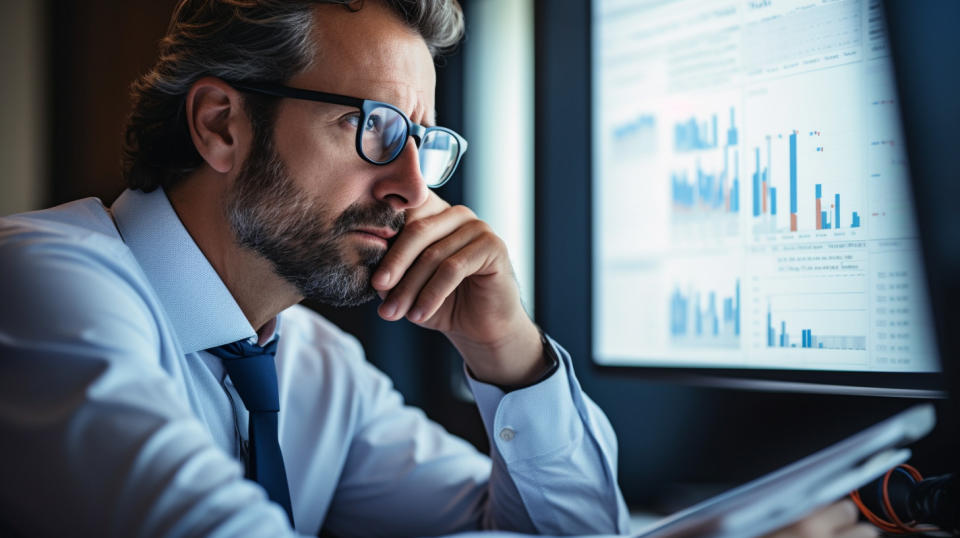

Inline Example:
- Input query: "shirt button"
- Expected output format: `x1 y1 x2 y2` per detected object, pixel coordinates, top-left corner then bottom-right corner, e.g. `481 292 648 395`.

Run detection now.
499 427 516 442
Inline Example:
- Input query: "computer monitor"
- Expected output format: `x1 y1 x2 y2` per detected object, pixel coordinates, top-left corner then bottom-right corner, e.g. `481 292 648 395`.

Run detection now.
587 0 942 397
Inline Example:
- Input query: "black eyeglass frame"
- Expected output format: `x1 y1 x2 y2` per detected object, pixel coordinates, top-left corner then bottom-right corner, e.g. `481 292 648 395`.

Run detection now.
231 81 468 188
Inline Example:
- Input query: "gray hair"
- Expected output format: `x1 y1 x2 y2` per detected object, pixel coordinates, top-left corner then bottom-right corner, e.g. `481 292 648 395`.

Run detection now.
121 0 464 192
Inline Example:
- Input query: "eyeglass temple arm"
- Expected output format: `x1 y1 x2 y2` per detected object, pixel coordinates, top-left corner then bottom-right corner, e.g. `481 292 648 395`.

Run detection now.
231 81 364 108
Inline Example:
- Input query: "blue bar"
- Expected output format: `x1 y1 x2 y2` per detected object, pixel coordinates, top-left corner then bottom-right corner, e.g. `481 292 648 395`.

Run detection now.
852 211 861 228
753 148 761 216
781 321 787 347
731 177 739 213
675 117 719 151
822 211 829 229
727 107 738 146
709 291 718 336
712 115 718 149
734 279 740 336
767 307 773 346
790 132 798 214
695 292 702 335
671 172 695 207
815 183 822 198
835 193 840 229
722 149 728 184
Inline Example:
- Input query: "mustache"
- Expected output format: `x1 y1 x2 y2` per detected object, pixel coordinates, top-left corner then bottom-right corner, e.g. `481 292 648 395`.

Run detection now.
333 201 405 236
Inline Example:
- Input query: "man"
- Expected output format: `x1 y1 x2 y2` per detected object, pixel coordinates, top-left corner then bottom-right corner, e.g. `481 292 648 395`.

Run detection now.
0 0 873 536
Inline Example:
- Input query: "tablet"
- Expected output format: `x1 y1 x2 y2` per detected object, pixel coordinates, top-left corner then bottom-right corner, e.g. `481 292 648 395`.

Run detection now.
634 404 936 538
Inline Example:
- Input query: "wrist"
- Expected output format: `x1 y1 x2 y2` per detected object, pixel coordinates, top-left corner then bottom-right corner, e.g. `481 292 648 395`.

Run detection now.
449 320 546 387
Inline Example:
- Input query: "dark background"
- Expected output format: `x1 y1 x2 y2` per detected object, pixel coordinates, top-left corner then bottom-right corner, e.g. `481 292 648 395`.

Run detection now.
39 0 957 512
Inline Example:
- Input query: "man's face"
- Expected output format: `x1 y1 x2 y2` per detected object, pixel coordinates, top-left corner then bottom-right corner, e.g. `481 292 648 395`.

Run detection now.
225 2 436 306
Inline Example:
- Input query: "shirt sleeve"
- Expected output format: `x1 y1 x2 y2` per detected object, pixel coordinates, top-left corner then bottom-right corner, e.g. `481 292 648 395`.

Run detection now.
466 334 631 535
0 234 297 537
319 332 629 536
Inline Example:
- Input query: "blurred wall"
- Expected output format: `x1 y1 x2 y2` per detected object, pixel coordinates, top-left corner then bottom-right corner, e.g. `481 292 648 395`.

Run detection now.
0 1 46 215
48 0 179 206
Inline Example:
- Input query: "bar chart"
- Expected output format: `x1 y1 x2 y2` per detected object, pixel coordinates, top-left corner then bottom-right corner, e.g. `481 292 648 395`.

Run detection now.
669 107 741 239
766 303 867 350
669 279 741 348
674 108 739 152
670 152 740 214
750 129 862 235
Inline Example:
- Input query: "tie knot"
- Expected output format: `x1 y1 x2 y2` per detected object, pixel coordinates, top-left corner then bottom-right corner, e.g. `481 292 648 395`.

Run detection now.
206 338 280 412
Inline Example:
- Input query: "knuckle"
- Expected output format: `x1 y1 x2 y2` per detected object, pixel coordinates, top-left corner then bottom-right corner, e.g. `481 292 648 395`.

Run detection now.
417 289 445 308
452 204 477 219
480 229 505 250
440 257 465 276
469 220 492 235
420 245 445 264
407 218 432 235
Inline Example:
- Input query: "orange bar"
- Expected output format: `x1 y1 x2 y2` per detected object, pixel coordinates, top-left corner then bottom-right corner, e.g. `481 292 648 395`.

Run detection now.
762 181 768 214
815 198 822 230
790 213 798 232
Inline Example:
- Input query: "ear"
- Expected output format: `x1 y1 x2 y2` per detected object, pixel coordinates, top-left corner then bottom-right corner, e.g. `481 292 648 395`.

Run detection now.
184 77 248 175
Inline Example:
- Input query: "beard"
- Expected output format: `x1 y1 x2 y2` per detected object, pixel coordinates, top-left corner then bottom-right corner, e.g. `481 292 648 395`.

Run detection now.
224 131 404 307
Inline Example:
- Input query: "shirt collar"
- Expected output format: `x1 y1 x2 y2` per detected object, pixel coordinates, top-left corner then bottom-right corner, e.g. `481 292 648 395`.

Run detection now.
111 188 256 353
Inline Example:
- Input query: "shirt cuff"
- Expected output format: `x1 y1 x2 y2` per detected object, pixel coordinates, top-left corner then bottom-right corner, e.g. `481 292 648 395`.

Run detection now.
465 336 583 464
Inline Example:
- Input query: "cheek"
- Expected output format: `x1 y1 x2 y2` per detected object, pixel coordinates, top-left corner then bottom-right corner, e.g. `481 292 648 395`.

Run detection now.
273 113 368 204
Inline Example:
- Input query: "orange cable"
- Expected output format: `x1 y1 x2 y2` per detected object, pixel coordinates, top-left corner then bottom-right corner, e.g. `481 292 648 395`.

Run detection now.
849 464 940 535
882 464 938 534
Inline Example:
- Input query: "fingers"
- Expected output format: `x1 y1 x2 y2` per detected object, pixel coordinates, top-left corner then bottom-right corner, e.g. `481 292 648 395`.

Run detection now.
377 220 493 322
396 239 492 323
836 523 879 538
372 205 476 291
814 499 860 530
766 500 875 538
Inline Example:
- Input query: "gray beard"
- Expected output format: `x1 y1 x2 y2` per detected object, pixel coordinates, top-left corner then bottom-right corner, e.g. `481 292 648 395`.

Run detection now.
224 134 403 307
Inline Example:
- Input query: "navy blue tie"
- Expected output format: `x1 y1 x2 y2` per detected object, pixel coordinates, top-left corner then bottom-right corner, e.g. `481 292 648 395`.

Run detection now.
206 337 295 526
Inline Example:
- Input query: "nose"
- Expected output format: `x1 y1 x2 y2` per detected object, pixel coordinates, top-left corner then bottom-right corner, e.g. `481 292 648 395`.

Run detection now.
371 139 429 211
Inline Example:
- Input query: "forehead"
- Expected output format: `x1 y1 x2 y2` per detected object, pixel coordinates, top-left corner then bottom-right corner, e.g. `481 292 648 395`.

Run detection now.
289 2 437 124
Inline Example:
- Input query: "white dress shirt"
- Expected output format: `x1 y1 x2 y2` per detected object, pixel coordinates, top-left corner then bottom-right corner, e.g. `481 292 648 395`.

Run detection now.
0 188 629 536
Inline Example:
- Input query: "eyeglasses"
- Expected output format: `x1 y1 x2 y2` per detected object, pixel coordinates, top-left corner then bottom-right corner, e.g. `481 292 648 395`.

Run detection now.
231 81 467 188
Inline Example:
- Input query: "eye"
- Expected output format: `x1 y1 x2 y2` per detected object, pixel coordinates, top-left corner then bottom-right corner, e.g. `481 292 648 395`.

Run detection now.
364 114 384 132
344 113 361 127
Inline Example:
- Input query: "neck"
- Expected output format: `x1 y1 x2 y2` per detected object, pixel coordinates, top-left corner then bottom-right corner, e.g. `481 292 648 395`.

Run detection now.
166 167 303 332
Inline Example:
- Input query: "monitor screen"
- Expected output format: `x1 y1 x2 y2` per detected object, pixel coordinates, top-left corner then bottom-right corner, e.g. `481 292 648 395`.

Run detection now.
591 0 940 386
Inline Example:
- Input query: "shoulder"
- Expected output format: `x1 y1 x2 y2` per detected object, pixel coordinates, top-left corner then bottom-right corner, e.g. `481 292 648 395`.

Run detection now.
2 197 120 241
0 198 132 270
0 199 159 349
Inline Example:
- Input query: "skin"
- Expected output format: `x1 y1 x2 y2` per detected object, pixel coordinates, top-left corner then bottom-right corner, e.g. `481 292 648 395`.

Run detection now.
166 2 878 535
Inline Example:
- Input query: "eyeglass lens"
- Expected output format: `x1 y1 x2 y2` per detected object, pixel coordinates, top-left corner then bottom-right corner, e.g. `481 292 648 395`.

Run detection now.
359 105 460 187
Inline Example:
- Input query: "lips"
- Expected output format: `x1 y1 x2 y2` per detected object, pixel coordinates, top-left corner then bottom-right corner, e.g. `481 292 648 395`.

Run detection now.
353 228 398 241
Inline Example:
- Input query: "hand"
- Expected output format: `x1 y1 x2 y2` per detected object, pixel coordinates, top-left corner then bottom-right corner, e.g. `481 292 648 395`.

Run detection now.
764 500 877 538
371 191 544 387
